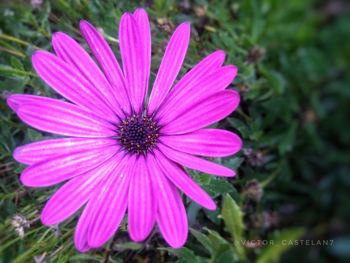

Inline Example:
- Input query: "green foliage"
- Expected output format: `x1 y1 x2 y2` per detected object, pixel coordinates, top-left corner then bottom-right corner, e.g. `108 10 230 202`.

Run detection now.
0 0 349 262
256 228 304 263
221 194 245 259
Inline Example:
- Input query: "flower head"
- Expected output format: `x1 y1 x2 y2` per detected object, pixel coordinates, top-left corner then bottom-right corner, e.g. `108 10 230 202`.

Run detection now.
8 8 242 251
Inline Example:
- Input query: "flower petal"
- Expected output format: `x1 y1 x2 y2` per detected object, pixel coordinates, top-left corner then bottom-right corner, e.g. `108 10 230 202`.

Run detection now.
41 155 120 225
148 154 188 248
158 65 238 124
133 8 151 100
32 50 120 121
148 22 191 114
14 138 116 165
119 13 147 112
155 150 216 210
79 20 130 113
52 32 124 116
87 155 135 248
15 96 116 138
128 156 156 242
156 50 226 119
158 144 235 177
161 129 242 157
161 90 240 135
7 94 42 113
74 202 92 252
20 145 118 187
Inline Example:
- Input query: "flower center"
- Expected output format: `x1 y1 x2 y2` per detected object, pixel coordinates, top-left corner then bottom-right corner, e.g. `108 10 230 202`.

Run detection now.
117 114 159 155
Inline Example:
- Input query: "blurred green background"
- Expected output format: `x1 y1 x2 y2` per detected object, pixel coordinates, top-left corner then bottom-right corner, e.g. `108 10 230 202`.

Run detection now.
0 0 349 262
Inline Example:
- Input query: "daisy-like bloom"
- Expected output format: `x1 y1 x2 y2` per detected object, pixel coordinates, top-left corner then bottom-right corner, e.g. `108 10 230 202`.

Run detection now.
7 8 242 251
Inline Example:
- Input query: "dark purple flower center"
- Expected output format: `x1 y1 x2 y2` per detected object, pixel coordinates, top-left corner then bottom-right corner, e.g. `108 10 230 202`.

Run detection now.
117 114 160 155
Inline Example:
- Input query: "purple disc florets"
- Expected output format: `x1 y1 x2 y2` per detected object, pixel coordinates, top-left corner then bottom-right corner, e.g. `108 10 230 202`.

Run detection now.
117 114 159 155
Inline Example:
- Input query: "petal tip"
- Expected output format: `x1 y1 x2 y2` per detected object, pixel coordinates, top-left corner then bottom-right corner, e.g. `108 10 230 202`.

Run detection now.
133 7 147 15
31 50 51 68
7 94 18 112
40 214 51 226
87 238 105 249
205 200 217 211
74 240 91 253
214 49 226 59
19 170 32 187
179 21 191 31
167 237 187 249
79 19 90 28
13 146 23 162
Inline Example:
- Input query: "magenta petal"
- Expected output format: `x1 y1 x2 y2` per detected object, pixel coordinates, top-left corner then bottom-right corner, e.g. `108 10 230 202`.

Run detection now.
156 50 226 119
128 156 156 242
158 144 235 177
14 138 116 165
158 65 238 124
52 32 124 117
41 156 120 225
161 90 240 135
148 155 188 248
161 129 242 157
15 96 115 138
79 20 130 113
119 13 147 112
133 8 151 101
7 94 43 113
148 22 191 114
87 155 135 248
155 150 216 210
20 145 118 187
32 50 120 121
74 202 92 252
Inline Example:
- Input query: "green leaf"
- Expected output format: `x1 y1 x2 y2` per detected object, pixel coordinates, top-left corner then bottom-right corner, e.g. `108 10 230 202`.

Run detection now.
205 229 239 263
278 121 298 155
190 228 213 255
205 228 230 253
114 242 143 250
228 118 250 138
222 194 244 240
203 178 238 197
10 57 24 71
257 228 305 263
160 247 199 263
221 194 245 258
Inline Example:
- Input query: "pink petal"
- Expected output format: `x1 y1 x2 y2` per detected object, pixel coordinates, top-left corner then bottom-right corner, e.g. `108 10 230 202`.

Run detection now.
148 154 188 248
128 156 156 242
155 150 216 210
119 13 147 113
158 65 238 124
156 50 226 119
148 22 191 114
74 201 92 252
87 155 135 248
133 8 151 101
32 51 120 121
14 138 116 165
158 144 235 177
161 90 240 135
41 155 120 225
7 94 42 112
79 20 130 113
52 32 124 116
15 96 116 138
161 129 242 157
20 145 118 187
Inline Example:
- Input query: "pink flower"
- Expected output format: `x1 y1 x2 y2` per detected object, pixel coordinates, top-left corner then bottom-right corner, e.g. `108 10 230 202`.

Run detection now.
7 8 242 251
